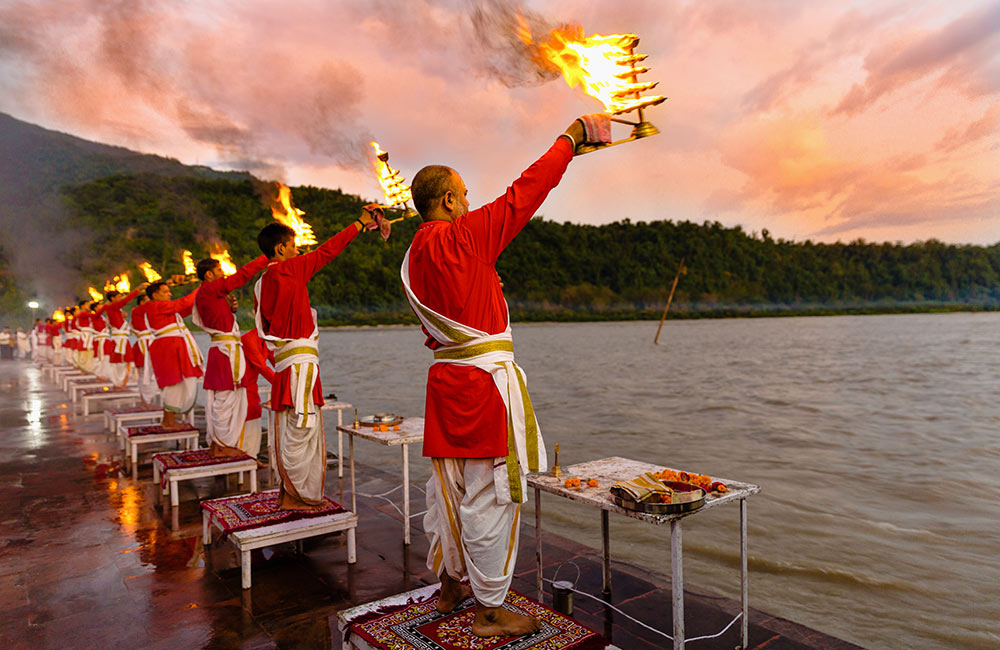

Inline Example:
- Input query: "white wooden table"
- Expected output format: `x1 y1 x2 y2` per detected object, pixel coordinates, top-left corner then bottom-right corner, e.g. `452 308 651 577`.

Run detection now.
105 407 194 437
528 457 760 650
336 417 424 545
152 450 257 507
57 369 88 391
81 389 141 416
123 425 200 480
202 490 357 589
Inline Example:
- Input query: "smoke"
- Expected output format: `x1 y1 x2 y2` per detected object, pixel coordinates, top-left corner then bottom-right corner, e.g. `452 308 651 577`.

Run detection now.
467 0 565 87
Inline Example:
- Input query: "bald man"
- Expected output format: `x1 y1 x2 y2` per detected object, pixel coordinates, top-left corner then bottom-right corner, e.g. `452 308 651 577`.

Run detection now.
402 115 606 637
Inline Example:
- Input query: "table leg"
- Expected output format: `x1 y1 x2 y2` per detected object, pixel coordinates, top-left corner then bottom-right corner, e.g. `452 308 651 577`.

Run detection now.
170 480 179 508
250 468 257 493
602 509 612 596
337 410 344 479
402 443 410 545
671 519 684 650
535 487 543 601
347 526 357 563
349 435 356 514
740 498 748 650
241 550 252 589
131 443 138 481
202 512 210 545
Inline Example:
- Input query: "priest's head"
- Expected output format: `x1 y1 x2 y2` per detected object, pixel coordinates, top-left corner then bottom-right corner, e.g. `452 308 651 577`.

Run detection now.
147 281 171 301
196 258 223 283
412 166 469 223
258 223 298 260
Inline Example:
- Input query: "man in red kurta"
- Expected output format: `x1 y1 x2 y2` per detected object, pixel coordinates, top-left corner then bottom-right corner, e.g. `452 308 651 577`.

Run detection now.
254 215 375 510
193 254 268 457
130 294 158 406
403 116 602 637
146 279 203 427
94 287 144 385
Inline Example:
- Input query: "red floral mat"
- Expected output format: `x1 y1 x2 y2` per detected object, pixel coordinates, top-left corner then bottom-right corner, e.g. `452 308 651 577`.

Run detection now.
201 489 346 539
345 589 611 650
127 424 199 437
153 449 253 489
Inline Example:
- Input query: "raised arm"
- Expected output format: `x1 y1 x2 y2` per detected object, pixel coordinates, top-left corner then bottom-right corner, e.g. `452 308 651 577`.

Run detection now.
146 287 200 317
291 222 361 281
221 255 269 293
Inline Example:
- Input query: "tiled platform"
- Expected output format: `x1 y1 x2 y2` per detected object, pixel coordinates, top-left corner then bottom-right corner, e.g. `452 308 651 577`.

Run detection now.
0 361 860 649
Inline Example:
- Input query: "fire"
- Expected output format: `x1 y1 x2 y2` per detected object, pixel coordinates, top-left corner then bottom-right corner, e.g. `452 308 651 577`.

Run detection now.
138 262 162 283
181 250 196 275
210 246 237 276
115 273 130 293
52 309 65 323
87 286 103 302
370 142 412 207
271 183 317 247
104 274 130 293
520 23 664 115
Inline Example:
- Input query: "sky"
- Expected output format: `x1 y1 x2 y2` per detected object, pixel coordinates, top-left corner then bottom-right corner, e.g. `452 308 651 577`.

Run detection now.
1 0 998 246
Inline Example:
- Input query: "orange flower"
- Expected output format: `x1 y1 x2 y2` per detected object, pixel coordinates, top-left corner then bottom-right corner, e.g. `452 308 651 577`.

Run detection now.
587 479 599 488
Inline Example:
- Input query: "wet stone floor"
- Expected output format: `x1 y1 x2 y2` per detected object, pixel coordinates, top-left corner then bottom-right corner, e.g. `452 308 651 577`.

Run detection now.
0 361 860 649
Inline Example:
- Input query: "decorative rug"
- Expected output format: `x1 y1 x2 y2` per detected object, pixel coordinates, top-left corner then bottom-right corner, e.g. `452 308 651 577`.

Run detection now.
127 424 199 437
201 489 346 539
345 589 611 650
153 449 253 489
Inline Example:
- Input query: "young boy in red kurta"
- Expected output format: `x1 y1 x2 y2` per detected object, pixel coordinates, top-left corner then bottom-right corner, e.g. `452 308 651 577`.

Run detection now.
254 213 376 510
145 279 202 427
193 254 268 457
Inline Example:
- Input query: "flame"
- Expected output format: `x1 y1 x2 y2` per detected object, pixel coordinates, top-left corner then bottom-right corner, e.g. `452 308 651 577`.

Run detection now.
115 273 130 293
520 23 664 115
370 142 412 207
87 286 103 302
138 262 162 283
271 183 317 247
52 309 65 323
210 246 237 276
181 250 196 275
103 279 116 292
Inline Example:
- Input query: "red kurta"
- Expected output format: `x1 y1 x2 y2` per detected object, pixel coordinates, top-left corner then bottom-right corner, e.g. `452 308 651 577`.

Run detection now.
407 137 573 458
196 255 268 391
129 301 151 367
257 223 359 411
95 289 142 361
146 288 202 388
241 329 275 421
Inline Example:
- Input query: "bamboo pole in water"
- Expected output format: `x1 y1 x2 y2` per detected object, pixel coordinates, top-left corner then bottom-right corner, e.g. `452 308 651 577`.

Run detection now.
653 257 686 345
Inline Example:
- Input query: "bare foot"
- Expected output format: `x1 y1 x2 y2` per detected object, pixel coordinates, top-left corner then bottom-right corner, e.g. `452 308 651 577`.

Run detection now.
161 411 178 428
472 602 541 637
436 572 473 613
277 495 327 511
209 443 246 458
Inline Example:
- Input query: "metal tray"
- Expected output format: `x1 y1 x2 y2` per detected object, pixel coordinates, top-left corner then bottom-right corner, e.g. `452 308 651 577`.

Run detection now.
358 413 404 427
611 481 705 515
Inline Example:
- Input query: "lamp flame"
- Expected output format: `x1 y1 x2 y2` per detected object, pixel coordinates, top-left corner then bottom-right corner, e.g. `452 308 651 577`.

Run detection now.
370 142 412 208
210 246 237 276
105 273 130 293
52 309 65 323
271 183 317 247
519 22 665 115
138 262 162 283
87 286 103 302
181 250 196 275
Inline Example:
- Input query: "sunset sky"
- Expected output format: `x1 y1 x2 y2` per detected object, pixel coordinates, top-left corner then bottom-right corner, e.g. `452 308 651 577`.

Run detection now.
1 0 997 245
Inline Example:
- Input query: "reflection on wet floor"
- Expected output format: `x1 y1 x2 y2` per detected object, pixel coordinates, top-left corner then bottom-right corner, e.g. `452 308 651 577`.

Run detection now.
0 361 856 649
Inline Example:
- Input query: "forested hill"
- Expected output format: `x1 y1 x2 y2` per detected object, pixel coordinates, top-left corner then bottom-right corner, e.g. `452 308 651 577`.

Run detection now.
61 173 1000 326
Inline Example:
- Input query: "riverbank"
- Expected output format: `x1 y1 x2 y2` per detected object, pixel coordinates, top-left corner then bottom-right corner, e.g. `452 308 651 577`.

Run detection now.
0 359 863 649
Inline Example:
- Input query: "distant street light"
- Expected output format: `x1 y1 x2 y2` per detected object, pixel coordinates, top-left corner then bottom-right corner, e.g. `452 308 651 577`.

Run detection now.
27 300 39 309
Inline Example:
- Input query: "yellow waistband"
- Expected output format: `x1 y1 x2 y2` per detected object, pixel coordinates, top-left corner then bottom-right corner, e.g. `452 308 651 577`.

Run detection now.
433 339 513 361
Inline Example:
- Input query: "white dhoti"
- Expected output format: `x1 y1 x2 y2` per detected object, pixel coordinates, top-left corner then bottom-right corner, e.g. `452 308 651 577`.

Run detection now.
161 377 198 414
240 417 263 458
106 361 130 386
425 458 520 608
273 406 325 504
205 388 249 449
135 334 159 404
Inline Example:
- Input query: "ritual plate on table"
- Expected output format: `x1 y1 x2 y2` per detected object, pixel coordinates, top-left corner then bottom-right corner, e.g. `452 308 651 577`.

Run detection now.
358 413 404 427
611 481 705 515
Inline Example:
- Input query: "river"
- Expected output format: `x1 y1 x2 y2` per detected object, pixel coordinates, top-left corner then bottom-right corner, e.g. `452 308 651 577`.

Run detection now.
235 312 1000 648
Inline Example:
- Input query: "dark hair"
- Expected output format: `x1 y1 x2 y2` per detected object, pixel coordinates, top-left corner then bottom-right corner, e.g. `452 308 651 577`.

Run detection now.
411 165 456 219
136 294 149 305
105 290 120 300
196 258 221 281
146 281 167 299
258 223 296 258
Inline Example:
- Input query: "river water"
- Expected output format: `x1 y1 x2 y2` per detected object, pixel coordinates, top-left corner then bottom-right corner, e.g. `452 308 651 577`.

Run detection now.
274 312 998 649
